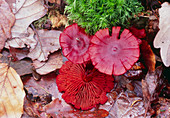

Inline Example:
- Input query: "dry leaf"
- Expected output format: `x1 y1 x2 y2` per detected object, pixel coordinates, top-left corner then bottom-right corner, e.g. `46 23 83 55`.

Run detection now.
0 63 25 118
5 0 26 14
27 29 61 61
33 51 63 75
0 50 33 76
6 0 46 49
140 40 156 72
109 92 151 118
153 2 170 67
9 47 29 61
5 27 37 49
43 98 72 114
11 0 47 36
0 0 15 51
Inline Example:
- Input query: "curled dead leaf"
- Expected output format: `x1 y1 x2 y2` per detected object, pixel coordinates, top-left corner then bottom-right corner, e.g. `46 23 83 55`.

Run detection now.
32 51 63 75
140 40 156 72
27 29 61 61
0 63 25 118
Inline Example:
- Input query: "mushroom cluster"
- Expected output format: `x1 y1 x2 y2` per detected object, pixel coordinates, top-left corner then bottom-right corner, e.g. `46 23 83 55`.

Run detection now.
57 23 141 110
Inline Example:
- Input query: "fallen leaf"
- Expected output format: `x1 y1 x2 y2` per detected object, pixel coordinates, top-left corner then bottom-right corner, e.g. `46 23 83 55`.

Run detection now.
0 0 15 51
42 99 109 118
0 63 25 118
11 0 47 36
9 47 29 61
109 92 151 118
43 98 72 114
140 40 156 72
153 2 170 67
5 27 37 49
0 50 33 76
33 51 63 75
27 29 61 61
5 0 46 50
5 0 25 14
23 73 62 99
154 97 170 117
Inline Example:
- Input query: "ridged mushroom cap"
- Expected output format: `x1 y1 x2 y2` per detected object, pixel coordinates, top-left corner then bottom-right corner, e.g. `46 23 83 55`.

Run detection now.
59 23 90 63
89 27 140 75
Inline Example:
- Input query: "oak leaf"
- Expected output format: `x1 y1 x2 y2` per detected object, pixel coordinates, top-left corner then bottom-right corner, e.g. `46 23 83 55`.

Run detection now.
27 30 61 61
0 63 25 118
0 0 15 51
153 2 170 67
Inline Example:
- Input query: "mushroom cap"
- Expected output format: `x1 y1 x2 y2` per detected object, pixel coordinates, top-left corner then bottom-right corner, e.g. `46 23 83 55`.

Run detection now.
89 27 140 75
56 61 114 110
59 23 90 63
129 26 146 39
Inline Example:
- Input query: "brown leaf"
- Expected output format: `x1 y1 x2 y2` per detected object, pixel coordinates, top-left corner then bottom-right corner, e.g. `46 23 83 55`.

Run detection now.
0 0 15 51
109 92 151 118
5 0 46 49
9 47 29 61
154 2 170 67
33 51 63 75
145 66 163 98
43 98 72 114
142 79 151 102
5 27 37 49
27 29 61 61
140 40 156 72
0 50 33 76
23 73 62 100
11 0 47 36
0 63 25 118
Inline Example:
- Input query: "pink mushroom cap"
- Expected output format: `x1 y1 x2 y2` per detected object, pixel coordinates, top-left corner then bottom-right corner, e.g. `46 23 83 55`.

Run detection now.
89 27 140 75
59 23 90 63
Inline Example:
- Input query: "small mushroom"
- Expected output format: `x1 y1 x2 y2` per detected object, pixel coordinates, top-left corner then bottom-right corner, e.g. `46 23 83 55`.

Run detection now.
56 61 114 110
89 27 140 75
59 23 90 63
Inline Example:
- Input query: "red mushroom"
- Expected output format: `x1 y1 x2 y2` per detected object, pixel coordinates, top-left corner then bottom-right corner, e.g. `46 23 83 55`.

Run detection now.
89 27 140 75
59 23 90 63
129 26 146 39
56 61 114 110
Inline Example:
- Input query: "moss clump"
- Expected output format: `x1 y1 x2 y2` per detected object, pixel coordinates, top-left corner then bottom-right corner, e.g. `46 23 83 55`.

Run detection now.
65 0 144 35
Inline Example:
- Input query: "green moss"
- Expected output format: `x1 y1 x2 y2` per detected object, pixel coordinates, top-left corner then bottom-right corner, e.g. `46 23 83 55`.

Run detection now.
65 0 144 35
